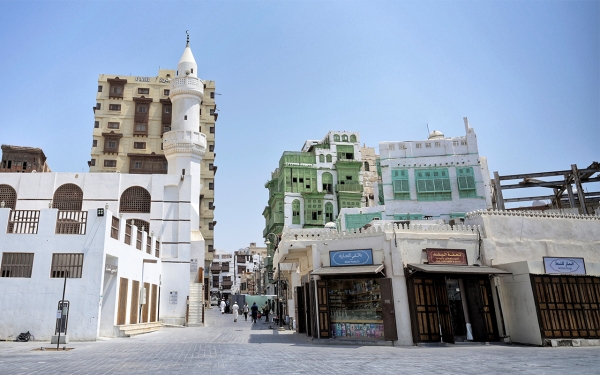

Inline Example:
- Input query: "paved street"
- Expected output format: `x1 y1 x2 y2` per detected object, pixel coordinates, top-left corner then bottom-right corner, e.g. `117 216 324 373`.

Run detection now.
1 308 599 374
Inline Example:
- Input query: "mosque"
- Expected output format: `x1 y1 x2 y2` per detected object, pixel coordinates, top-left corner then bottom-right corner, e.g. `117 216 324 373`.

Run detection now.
0 39 206 341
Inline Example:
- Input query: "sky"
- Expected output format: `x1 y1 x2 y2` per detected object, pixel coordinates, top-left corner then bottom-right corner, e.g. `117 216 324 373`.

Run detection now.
0 0 598 252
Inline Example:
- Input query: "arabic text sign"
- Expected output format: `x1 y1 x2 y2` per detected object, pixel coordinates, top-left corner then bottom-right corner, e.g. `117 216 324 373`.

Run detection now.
544 257 586 275
426 248 467 265
330 249 373 267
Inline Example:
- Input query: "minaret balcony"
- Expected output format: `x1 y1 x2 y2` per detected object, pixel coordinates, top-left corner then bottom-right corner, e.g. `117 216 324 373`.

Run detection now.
169 77 204 99
163 130 207 158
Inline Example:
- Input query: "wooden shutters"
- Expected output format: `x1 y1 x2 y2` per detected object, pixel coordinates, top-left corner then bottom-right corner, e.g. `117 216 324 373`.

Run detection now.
309 280 317 338
130 280 140 324
150 284 158 322
316 280 330 338
434 278 454 343
532 275 600 339
408 276 453 343
380 278 398 341
117 278 128 325
464 277 498 342
305 282 313 337
142 282 150 323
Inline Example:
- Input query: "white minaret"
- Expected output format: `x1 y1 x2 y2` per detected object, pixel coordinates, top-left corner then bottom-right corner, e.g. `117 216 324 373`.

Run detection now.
163 34 206 230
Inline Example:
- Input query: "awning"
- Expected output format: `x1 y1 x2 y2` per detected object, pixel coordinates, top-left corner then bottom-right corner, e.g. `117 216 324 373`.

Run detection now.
311 264 384 276
407 263 511 275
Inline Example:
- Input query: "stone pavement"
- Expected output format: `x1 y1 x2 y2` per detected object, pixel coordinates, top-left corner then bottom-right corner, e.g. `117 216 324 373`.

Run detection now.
1 307 599 374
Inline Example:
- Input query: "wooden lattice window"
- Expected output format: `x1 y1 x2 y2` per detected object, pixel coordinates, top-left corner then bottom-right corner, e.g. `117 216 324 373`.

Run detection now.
1 253 34 278
50 253 84 278
136 228 142 250
53 184 83 211
111 216 119 240
125 222 132 245
120 186 151 213
7 210 40 234
155 240 160 258
0 184 17 209
146 235 151 254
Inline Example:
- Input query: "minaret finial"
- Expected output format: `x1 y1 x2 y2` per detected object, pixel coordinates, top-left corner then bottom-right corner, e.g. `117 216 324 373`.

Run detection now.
186 30 189 46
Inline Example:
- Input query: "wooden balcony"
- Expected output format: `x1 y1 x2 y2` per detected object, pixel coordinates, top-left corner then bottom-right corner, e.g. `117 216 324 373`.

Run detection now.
211 265 221 273
221 280 233 289
336 182 363 193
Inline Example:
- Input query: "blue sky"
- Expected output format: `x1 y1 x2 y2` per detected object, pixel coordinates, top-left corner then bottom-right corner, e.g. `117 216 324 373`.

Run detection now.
0 0 598 252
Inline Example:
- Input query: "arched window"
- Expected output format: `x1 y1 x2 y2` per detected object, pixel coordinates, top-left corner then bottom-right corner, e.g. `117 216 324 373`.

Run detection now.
130 219 150 231
333 134 340 142
325 202 334 223
0 184 17 209
350 134 357 142
342 135 348 142
292 199 300 225
322 172 333 194
364 161 370 171
53 183 83 211
120 186 151 213
326 154 332 163
319 154 324 163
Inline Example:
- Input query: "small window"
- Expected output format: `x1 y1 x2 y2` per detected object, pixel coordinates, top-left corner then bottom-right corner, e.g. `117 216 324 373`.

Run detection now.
137 105 148 113
92 140 97 147
90 159 96 166
133 161 143 169
164 89 170 96
164 106 171 114
96 103 101 110
184 115 187 120
209 145 214 152
209 163 214 170
94 121 99 128
109 104 121 111
138 88 149 94
104 160 117 167
134 142 146 149
416 143 422 149
435 142 441 147
425 143 431 148
50 253 84 278
210 127 215 134
209 182 214 190
98 85 103 92
107 141 117 148
210 92 215 99
453 140 459 146
210 108 215 115
461 141 467 146
111 86 122 94
208 222 214 230
1 253 34 278
134 124 147 132
107 122 120 129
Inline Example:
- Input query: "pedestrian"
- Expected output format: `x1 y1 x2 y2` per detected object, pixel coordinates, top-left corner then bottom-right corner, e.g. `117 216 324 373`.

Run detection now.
263 302 270 322
225 300 230 314
251 302 258 323
243 302 249 321
232 302 239 322
220 299 225 314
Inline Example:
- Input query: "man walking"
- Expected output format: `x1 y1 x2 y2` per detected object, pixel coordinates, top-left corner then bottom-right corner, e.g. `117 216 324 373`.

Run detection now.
263 302 270 322
232 302 240 322
243 302 249 321
251 302 259 323
220 299 226 314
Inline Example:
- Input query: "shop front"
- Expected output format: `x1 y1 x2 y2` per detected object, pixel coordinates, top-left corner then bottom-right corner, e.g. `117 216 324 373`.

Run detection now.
406 248 510 344
296 249 398 341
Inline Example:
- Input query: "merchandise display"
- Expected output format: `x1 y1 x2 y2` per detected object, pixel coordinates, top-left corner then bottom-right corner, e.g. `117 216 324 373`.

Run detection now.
328 279 384 339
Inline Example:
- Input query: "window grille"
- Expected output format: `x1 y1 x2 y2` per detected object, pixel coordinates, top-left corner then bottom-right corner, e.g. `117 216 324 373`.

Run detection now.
0 184 17 209
53 184 83 211
119 186 151 213
131 219 149 231
50 253 84 278
292 199 301 224
55 211 87 235
146 235 151 254
111 216 119 240
7 210 40 234
1 253 34 278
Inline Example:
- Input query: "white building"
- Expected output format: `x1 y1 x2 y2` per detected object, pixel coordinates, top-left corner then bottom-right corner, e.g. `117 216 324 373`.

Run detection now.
0 38 207 340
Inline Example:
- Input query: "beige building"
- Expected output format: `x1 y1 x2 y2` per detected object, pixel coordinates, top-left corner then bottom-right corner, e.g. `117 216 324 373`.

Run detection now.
89 69 218 283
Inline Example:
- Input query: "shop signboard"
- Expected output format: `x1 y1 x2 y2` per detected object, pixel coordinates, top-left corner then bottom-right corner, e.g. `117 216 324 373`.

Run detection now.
426 248 467 265
544 257 586 275
330 249 373 267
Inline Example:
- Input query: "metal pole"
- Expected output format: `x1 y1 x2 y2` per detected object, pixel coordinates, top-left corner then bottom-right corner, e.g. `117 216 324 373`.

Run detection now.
57 270 68 350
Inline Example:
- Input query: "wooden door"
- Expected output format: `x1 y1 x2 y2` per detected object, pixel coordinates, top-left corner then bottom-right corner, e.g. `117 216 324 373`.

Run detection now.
434 278 454 343
309 280 317 338
150 284 158 322
408 276 440 342
316 280 330 338
130 280 140 324
380 278 398 341
296 286 306 333
304 283 312 337
117 277 128 325
464 277 497 341
142 282 150 323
